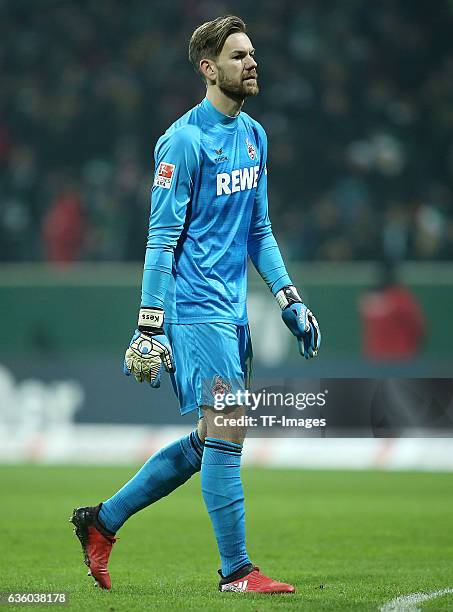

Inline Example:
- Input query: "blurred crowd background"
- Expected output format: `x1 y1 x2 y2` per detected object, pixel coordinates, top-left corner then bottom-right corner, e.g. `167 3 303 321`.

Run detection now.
1 0 453 264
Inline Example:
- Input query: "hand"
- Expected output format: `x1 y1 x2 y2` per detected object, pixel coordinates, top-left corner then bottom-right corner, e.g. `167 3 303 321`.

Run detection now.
123 308 175 387
276 286 321 359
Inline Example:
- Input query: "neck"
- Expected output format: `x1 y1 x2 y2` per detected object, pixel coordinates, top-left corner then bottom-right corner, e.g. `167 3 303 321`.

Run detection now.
206 86 244 118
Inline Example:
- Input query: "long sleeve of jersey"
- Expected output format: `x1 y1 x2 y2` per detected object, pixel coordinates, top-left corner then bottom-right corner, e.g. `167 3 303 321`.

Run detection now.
141 125 200 308
247 128 292 294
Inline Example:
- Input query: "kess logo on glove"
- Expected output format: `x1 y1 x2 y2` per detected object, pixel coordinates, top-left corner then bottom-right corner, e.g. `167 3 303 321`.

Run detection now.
123 308 175 387
140 312 160 323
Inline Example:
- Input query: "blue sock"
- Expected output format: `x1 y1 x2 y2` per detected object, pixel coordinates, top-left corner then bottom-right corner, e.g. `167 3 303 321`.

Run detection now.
99 430 204 533
201 437 251 577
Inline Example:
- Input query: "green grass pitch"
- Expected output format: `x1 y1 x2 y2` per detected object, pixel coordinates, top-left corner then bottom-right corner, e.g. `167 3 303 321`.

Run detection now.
0 465 452 611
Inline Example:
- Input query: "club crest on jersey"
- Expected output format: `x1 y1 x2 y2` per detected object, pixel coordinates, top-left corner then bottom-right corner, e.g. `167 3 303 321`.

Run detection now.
245 138 256 160
154 162 175 189
211 375 232 398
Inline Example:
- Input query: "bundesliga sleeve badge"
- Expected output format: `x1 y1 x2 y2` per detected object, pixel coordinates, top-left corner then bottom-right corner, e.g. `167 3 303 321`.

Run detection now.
154 161 175 189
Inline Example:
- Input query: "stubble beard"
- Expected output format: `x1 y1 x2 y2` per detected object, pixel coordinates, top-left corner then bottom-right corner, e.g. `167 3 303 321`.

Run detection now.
217 66 259 102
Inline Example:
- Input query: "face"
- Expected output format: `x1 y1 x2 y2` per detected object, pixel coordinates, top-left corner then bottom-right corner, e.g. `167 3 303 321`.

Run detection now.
212 32 259 100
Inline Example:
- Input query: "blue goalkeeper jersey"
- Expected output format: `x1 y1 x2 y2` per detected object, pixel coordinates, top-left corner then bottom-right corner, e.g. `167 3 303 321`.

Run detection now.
142 97 291 324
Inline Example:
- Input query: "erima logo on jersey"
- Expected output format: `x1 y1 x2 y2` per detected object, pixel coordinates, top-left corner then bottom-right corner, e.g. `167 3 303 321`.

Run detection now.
216 166 259 196
154 162 175 189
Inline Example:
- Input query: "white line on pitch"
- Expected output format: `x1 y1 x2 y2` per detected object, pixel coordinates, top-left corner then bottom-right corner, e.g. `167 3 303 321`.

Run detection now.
380 588 453 611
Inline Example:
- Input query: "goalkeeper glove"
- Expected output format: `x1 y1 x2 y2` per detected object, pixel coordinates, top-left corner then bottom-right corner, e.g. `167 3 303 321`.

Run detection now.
276 285 321 359
123 307 175 388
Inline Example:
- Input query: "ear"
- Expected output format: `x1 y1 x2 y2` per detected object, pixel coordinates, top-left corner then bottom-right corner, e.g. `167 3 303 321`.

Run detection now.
199 58 217 84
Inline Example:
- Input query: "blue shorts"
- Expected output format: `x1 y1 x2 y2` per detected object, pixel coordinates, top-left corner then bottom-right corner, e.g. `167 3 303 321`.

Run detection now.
164 323 253 416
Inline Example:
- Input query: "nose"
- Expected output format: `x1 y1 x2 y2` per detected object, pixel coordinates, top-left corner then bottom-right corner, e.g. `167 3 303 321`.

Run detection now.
245 55 257 70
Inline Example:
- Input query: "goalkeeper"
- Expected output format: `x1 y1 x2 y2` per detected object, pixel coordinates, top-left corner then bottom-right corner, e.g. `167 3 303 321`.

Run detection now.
70 15 320 595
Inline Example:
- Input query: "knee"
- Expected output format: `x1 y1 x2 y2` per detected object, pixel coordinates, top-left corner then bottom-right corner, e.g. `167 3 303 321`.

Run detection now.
197 418 207 443
202 405 247 446
217 429 245 446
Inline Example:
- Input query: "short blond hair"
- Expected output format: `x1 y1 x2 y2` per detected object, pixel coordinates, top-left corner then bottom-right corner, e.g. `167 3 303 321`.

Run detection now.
188 15 247 80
